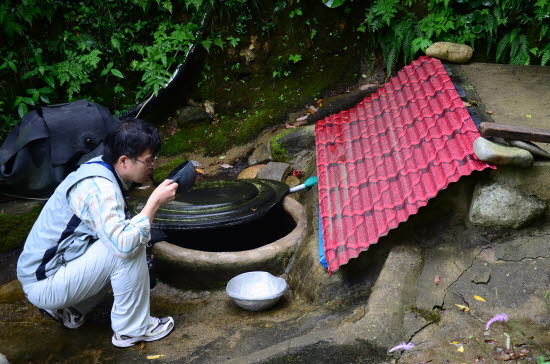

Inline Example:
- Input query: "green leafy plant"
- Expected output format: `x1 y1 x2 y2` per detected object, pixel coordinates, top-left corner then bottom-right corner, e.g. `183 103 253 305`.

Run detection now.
352 0 550 74
288 54 303 63
0 0 255 142
289 7 303 18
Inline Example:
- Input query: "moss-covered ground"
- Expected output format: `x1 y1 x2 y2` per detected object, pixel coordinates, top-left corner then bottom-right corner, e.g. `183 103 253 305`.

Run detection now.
160 0 365 157
0 204 43 253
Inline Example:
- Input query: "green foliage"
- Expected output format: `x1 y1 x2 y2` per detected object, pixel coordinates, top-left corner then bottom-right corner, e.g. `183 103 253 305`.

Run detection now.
353 0 550 74
0 0 254 142
322 0 346 8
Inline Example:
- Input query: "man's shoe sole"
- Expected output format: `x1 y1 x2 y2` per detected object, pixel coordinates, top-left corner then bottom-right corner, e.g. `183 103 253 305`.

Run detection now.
39 308 86 329
112 322 174 348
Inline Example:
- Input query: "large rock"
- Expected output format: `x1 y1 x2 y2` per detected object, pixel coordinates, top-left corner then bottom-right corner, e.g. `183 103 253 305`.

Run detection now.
277 125 315 154
256 162 291 182
508 140 550 159
237 164 265 179
248 143 271 165
426 42 473 63
271 126 316 171
469 182 546 228
0 280 25 304
284 175 300 188
473 137 534 168
175 106 212 128
491 161 550 204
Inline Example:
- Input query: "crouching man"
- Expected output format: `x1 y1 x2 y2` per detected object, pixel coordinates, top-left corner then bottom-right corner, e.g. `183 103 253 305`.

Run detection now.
17 119 178 348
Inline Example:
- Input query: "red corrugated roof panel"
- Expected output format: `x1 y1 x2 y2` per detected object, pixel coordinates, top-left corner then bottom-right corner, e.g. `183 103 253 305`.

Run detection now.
315 56 494 273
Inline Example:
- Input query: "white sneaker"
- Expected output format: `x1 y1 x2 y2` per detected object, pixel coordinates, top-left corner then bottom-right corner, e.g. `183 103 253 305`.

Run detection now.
39 307 86 329
112 316 175 348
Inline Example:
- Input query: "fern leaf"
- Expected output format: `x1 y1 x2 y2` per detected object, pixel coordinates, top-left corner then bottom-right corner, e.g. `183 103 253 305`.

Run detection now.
402 24 414 63
496 33 510 62
541 49 550 66
511 34 529 65
541 24 548 40
386 46 396 75
519 35 530 65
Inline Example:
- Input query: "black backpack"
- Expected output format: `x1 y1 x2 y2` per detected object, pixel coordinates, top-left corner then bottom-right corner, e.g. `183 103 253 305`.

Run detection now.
0 99 120 199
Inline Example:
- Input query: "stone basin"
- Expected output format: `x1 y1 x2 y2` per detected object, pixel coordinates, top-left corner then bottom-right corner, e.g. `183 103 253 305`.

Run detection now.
152 196 307 288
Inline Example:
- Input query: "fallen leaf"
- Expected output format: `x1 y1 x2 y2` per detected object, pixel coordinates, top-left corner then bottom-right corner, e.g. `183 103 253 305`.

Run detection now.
190 160 202 167
147 354 165 359
457 345 464 352
140 342 145 350
452 341 460 344
455 304 470 312
434 274 440 285
485 110 494 115
195 168 206 175
484 339 496 344
136 185 151 190
308 105 318 113
474 295 486 302
316 98 324 105
285 122 297 129
504 332 511 350
525 114 532 118
220 164 233 169
219 156 226 159
296 115 308 122
463 102 471 107
292 169 304 178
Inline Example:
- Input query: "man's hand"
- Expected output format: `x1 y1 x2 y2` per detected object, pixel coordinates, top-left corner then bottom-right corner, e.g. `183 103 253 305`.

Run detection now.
148 179 178 207
141 179 178 224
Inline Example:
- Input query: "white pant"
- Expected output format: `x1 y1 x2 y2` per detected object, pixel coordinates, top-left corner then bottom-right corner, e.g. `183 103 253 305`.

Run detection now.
23 240 151 336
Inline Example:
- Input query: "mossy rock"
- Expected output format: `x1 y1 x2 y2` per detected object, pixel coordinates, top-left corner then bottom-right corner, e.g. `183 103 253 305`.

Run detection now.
152 156 187 183
0 204 43 253
0 279 25 304
270 129 294 162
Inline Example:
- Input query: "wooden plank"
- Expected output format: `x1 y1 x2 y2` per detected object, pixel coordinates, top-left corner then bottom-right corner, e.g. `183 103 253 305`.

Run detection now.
479 122 550 143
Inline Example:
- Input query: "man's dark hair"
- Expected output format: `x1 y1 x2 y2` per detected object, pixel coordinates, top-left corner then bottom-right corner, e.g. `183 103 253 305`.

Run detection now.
103 118 160 165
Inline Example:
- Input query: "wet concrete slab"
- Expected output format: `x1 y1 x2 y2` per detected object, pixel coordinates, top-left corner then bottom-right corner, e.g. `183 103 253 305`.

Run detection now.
461 63 550 152
0 271 376 363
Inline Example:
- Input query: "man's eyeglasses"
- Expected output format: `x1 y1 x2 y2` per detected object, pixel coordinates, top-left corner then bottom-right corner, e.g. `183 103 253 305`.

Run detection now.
134 156 157 169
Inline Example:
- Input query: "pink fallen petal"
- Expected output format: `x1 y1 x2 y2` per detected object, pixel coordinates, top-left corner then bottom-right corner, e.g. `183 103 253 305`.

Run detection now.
388 342 414 353
434 274 440 285
485 313 508 331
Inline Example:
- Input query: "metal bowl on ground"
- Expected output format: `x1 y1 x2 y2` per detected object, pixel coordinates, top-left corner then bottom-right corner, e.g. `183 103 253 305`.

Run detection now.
226 271 287 311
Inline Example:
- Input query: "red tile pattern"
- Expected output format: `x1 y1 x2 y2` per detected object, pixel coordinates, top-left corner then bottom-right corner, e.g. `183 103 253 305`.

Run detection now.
315 56 494 273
